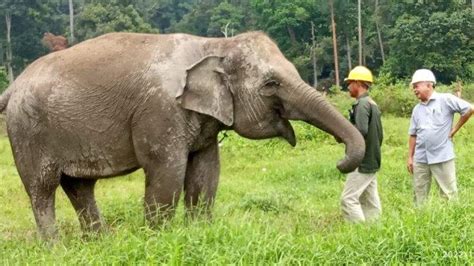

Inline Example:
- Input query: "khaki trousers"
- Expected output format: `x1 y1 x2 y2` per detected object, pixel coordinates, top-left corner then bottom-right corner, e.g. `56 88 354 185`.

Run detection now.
413 159 457 206
341 169 381 222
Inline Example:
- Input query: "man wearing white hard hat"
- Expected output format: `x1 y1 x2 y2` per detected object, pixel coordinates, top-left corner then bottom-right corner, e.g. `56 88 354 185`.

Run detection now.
407 69 473 206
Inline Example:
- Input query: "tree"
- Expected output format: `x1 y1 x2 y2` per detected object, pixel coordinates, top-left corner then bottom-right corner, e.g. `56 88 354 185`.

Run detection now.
0 67 8 92
329 0 340 86
374 0 385 64
171 0 214 36
75 1 157 41
332 0 357 80
136 0 194 33
358 0 362 65
4 11 13 83
0 1 70 77
207 1 244 37
69 0 75 44
2 0 472 86
387 8 473 83
251 0 311 51
310 21 318 88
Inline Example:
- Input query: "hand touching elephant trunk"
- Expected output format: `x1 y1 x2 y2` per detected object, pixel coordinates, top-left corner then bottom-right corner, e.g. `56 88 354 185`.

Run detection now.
281 82 365 173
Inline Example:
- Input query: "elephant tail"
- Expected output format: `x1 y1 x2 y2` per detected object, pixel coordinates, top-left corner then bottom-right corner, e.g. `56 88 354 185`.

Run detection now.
0 85 13 113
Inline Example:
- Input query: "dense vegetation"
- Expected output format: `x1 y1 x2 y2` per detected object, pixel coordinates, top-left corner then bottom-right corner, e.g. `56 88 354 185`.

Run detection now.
1 93 473 264
0 0 473 94
0 1 473 263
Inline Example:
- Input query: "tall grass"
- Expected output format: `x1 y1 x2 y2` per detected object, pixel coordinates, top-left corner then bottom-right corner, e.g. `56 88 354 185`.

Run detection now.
0 97 473 264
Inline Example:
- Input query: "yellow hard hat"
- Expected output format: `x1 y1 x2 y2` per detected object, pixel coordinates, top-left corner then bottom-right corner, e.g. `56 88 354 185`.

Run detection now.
344 66 373 83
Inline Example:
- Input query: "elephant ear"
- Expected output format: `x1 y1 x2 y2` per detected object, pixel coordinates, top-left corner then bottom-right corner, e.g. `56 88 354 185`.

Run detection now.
177 56 234 126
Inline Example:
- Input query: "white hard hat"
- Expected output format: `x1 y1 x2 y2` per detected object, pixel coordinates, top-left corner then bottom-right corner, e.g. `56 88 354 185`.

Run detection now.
410 69 436 85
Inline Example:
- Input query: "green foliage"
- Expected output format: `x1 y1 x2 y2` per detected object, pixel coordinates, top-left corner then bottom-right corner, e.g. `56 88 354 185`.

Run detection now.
370 83 418 117
207 1 245 37
1 1 473 87
75 1 157 40
326 87 353 113
0 1 67 73
443 81 474 103
329 81 474 118
171 1 213 36
387 9 474 83
0 67 8 93
251 0 311 52
118 0 195 34
329 82 474 118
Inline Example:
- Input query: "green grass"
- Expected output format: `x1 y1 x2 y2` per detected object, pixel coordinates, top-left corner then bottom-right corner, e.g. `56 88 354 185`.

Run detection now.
1 114 473 264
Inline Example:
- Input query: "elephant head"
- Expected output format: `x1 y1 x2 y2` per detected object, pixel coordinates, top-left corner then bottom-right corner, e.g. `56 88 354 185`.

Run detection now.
177 32 365 173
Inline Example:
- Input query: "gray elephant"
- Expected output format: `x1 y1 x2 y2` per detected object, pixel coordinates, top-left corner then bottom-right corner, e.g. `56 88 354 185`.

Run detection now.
0 32 365 239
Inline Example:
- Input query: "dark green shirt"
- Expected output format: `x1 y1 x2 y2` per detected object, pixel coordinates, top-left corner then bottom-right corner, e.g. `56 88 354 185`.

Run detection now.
349 92 383 173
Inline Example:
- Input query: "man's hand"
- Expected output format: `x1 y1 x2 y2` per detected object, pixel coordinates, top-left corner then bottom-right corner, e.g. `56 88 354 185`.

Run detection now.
407 157 414 175
407 135 416 175
450 107 473 139
449 128 456 139
334 136 343 143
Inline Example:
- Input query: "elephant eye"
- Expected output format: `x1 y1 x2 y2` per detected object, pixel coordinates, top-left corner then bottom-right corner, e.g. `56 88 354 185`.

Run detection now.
264 80 280 87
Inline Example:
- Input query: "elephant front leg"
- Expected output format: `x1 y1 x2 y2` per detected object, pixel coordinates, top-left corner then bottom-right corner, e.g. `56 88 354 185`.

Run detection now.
184 140 220 219
143 154 188 227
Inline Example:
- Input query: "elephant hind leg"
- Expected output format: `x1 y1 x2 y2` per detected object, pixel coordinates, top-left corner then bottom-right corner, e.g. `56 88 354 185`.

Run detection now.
16 162 61 240
60 175 103 233
184 141 220 219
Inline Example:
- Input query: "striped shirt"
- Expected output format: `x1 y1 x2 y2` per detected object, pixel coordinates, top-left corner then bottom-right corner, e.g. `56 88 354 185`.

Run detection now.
408 92 472 164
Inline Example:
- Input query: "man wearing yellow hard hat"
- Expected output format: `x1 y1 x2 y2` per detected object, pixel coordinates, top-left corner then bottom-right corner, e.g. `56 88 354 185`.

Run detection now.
340 66 384 222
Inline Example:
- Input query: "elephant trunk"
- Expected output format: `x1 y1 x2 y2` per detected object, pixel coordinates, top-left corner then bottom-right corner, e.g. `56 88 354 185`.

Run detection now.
285 82 365 173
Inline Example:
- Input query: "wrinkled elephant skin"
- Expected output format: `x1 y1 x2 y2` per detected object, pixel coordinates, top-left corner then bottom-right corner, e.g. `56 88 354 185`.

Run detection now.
0 32 365 238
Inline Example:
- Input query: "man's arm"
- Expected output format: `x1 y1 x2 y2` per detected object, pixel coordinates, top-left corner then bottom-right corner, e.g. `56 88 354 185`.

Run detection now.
354 102 370 137
449 105 473 138
407 135 416 175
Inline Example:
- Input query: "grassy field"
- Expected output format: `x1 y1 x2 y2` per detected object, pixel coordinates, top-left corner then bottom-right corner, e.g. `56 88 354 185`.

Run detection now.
0 104 473 264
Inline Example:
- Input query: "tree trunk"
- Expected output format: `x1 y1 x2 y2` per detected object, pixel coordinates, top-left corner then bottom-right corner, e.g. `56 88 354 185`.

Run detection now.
375 0 385 64
222 22 230 38
287 26 297 46
5 12 14 83
346 35 352 70
311 21 318 88
330 0 340 87
69 0 75 44
362 28 366 66
358 0 362 65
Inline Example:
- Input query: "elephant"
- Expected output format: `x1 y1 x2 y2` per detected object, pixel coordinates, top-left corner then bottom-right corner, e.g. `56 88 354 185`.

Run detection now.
0 31 365 239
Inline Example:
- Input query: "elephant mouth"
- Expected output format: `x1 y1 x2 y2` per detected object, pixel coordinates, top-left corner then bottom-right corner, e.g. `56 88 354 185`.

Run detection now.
278 118 296 146
275 106 296 146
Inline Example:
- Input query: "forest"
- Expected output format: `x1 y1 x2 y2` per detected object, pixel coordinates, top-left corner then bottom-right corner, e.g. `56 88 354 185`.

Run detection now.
0 0 473 92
